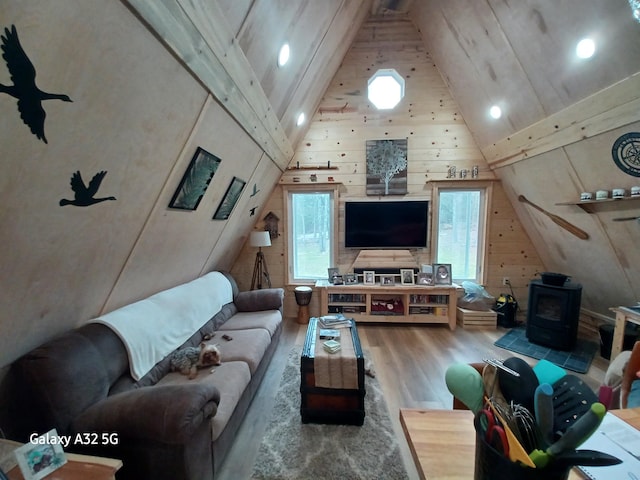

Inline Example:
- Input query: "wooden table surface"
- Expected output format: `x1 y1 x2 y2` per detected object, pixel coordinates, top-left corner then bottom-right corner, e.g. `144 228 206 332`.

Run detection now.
399 407 640 480
0 439 121 480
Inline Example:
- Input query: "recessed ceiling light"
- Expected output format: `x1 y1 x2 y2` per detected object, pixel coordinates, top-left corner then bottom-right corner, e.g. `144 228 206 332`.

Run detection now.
576 38 595 59
489 105 502 119
296 112 305 126
278 43 290 67
367 69 405 110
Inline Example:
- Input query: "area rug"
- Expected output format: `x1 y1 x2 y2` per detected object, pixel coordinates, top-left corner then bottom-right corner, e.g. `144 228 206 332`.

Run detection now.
494 327 598 373
250 348 409 480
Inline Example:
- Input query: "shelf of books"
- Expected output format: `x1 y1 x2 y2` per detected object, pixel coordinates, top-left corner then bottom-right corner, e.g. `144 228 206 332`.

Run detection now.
316 282 459 329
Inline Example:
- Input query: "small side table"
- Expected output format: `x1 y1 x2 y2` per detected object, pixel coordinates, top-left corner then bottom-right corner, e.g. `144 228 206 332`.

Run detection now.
610 306 640 360
294 286 313 324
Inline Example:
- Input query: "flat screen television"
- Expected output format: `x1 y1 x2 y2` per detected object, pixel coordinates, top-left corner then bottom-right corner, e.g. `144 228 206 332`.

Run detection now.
344 200 429 248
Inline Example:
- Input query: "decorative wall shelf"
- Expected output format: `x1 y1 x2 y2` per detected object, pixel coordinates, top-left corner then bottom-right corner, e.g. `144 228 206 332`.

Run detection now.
556 196 640 213
285 165 338 171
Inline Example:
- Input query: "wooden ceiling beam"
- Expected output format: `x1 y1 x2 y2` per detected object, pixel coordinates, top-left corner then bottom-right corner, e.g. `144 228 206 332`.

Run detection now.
125 0 293 171
483 72 640 169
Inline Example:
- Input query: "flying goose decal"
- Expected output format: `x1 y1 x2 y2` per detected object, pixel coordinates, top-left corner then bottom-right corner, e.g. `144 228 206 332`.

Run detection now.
60 171 116 207
0 25 73 143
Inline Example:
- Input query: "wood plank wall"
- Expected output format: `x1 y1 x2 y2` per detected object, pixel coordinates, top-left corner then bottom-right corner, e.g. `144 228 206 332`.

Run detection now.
230 15 545 320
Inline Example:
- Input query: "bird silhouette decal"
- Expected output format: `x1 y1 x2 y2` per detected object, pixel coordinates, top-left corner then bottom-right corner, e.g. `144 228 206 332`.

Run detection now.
250 183 260 197
249 206 258 216
60 171 116 207
1 25 73 143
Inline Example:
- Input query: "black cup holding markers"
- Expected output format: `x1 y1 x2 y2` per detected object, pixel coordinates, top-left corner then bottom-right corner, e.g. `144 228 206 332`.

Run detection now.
474 430 571 480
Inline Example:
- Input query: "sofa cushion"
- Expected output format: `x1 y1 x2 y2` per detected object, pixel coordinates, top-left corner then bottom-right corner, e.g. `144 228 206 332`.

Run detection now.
157 361 252 442
234 288 284 312
218 310 282 337
209 328 271 375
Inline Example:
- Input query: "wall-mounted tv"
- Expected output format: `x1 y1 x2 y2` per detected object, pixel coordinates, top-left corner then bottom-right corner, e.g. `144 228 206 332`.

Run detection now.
344 200 429 248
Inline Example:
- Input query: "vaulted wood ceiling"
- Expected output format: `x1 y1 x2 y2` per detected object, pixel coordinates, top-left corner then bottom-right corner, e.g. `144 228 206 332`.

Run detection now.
129 0 640 167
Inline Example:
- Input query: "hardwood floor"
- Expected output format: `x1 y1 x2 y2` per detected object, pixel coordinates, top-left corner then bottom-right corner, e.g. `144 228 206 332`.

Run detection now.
216 319 609 480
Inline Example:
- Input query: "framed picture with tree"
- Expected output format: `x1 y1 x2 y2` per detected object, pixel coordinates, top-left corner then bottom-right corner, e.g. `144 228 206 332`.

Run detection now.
365 139 408 195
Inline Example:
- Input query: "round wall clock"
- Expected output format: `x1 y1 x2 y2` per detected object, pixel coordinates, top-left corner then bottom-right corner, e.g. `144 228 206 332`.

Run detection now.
611 132 640 177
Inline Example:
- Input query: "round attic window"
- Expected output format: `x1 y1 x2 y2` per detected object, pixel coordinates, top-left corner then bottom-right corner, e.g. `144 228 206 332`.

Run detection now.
367 69 404 110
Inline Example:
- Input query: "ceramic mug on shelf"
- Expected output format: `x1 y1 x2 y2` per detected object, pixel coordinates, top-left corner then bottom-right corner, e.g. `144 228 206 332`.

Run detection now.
595 190 609 200
580 192 593 201
612 188 625 199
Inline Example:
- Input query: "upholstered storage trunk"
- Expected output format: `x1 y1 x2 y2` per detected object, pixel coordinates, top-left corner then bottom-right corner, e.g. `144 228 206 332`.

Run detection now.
299 318 365 425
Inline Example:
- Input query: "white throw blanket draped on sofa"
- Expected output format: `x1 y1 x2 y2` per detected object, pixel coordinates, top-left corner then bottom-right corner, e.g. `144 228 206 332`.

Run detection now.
90 272 233 380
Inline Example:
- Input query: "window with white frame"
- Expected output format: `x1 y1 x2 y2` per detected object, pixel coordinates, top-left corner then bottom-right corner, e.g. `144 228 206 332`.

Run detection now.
286 187 337 283
433 183 491 284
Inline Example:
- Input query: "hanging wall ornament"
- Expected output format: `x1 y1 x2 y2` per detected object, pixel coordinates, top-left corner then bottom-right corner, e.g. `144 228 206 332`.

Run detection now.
0 25 73 143
59 171 116 207
611 132 640 177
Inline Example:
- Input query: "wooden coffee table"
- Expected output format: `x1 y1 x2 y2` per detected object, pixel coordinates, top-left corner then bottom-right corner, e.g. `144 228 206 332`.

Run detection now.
300 317 365 425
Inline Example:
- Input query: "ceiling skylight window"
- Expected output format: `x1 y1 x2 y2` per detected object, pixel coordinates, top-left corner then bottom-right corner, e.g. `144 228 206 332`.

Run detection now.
367 69 405 110
576 38 595 59
489 105 502 119
278 43 290 67
296 112 305 126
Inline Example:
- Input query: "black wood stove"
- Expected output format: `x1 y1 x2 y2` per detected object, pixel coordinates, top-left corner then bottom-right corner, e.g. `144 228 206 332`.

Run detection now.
526 279 582 351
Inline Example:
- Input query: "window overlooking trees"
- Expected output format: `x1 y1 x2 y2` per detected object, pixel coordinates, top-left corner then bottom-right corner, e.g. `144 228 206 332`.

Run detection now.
433 184 491 284
286 188 336 282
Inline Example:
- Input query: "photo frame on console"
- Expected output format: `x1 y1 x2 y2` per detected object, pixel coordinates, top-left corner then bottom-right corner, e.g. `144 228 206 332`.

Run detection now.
417 272 433 285
363 270 376 285
433 263 452 285
380 275 395 286
327 267 340 283
344 273 357 284
400 269 415 285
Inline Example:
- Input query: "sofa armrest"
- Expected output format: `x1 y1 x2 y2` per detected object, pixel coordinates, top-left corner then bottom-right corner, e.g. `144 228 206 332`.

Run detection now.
71 383 220 444
621 340 640 408
235 288 284 312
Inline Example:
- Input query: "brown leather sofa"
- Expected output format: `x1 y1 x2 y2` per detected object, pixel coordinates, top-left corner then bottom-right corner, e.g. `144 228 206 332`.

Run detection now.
7 271 283 480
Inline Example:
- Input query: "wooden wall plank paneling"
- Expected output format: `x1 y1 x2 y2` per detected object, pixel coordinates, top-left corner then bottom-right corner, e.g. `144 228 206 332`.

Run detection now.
0 0 205 366
231 14 539 320
126 0 293 170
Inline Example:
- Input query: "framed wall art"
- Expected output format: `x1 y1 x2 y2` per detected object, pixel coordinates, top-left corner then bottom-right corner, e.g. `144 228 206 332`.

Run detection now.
169 147 221 210
213 177 246 220
366 138 408 195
